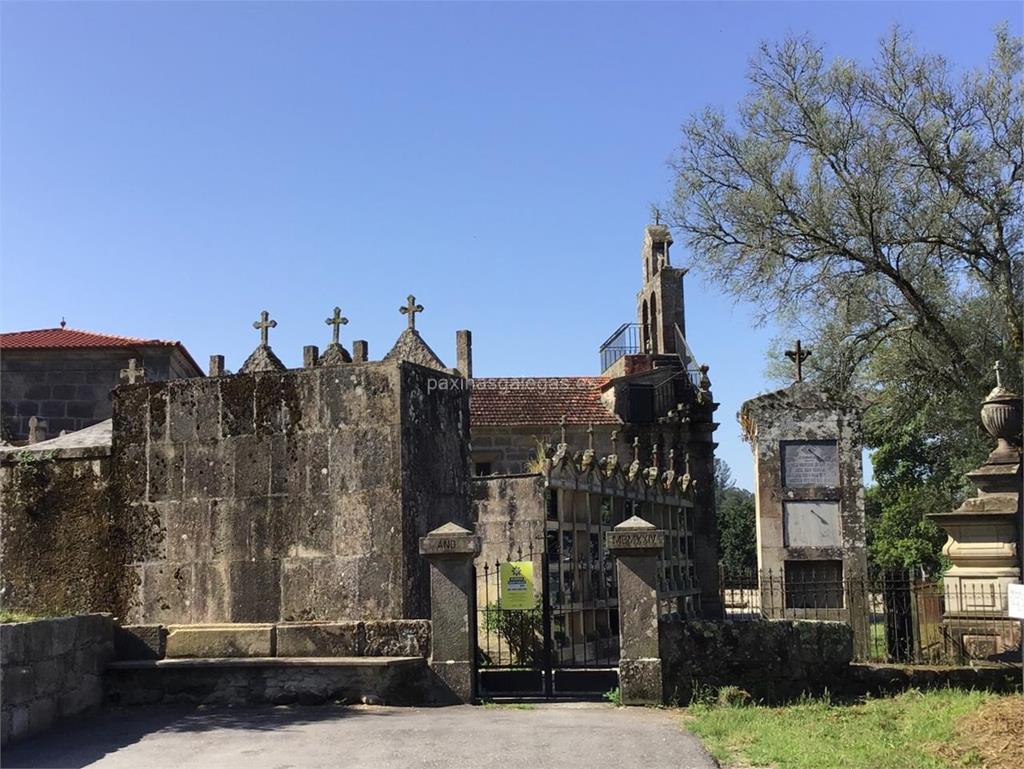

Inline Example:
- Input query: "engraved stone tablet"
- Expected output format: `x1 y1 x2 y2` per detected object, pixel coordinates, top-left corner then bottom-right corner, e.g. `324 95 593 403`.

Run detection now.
783 501 841 547
781 441 839 487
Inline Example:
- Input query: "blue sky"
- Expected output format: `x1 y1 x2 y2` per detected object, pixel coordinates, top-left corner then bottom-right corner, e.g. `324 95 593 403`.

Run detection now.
2 1 1018 490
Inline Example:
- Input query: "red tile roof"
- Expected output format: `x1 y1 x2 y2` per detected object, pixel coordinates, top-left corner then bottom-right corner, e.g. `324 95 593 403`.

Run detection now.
0 327 204 375
470 376 620 427
0 327 180 350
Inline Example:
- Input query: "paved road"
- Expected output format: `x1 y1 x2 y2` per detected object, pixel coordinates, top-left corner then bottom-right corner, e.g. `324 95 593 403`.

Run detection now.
2 702 716 769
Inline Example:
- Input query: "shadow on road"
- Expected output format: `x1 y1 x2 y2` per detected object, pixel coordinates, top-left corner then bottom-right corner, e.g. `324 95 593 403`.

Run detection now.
1 704 395 769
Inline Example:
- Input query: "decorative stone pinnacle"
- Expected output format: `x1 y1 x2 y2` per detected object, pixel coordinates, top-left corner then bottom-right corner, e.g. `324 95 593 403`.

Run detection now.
59 317 66 330
253 310 277 347
325 306 349 345
610 430 619 453
651 443 659 467
586 423 594 451
559 415 567 444
399 294 424 330
120 358 146 385
632 436 640 463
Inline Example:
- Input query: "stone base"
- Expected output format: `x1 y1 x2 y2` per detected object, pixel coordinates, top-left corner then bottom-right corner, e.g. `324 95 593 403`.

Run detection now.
943 618 1022 663
106 657 440 707
619 658 662 706
428 660 474 704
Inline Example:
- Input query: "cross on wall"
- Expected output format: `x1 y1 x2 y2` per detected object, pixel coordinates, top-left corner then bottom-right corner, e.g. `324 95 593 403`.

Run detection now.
399 295 424 330
325 306 349 345
253 310 277 347
120 358 146 385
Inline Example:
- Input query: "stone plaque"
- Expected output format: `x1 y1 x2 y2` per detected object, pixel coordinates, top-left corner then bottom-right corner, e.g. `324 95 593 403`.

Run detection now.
781 441 839 487
783 501 841 547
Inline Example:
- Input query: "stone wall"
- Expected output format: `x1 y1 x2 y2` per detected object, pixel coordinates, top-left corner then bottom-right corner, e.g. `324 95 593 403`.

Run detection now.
472 474 547 565
1 614 114 744
115 359 470 625
1 347 198 442
0 450 135 618
660 619 853 704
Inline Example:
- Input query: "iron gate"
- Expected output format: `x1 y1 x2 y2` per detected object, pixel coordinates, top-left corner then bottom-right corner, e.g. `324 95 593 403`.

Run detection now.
475 496 622 699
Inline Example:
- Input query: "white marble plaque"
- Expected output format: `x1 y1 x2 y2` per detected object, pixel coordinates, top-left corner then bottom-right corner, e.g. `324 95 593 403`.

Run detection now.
784 501 841 547
782 441 839 487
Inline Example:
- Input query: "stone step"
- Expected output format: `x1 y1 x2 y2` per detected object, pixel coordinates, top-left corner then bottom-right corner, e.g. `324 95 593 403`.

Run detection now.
105 656 438 707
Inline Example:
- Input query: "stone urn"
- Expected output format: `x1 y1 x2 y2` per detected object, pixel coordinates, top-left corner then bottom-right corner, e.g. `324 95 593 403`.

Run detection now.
981 383 1023 464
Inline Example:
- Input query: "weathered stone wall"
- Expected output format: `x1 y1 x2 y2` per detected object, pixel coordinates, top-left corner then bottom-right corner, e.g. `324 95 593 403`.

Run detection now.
1 614 114 744
115 359 470 625
472 474 547 566
0 450 135 618
1 347 197 442
471 426 615 476
660 619 853 704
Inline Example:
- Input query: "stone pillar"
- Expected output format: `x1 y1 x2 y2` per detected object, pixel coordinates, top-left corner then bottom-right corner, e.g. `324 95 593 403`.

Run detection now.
455 330 472 379
26 416 47 445
302 345 319 369
209 355 225 377
607 516 664 705
419 521 480 703
928 379 1022 660
352 340 369 363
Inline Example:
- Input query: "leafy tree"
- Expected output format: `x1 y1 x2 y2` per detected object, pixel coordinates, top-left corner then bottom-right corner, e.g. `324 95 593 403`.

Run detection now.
714 459 757 574
673 27 1023 569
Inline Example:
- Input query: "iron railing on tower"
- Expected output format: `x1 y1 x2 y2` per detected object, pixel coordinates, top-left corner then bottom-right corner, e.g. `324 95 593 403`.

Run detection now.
599 323 641 371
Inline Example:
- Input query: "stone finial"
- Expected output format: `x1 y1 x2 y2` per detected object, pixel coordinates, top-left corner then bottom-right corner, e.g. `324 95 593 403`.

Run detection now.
586 423 594 451
353 340 369 363
253 310 277 347
120 358 146 385
610 429 619 454
980 362 1022 464
27 416 48 445
455 330 472 379
59 317 66 330
632 436 640 463
558 415 567 445
399 295 424 330
209 355 225 377
303 345 320 369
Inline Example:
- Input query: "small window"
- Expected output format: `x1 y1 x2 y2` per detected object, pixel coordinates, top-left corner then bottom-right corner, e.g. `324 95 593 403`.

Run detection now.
474 461 492 476
628 384 654 423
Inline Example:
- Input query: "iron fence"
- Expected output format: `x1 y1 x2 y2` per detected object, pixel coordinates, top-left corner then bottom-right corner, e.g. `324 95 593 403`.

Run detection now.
719 567 1022 666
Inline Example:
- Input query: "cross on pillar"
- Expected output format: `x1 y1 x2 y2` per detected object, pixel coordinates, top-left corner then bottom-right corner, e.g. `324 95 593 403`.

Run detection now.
399 295 424 330
558 414 567 445
632 436 641 463
120 358 146 385
784 340 812 383
993 360 1005 388
253 310 277 347
325 306 349 345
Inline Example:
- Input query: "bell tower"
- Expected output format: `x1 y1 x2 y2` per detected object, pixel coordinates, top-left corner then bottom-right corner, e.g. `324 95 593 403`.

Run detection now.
636 222 687 355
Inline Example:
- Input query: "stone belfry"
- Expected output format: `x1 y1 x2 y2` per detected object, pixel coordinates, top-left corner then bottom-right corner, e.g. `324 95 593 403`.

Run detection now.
635 218 687 355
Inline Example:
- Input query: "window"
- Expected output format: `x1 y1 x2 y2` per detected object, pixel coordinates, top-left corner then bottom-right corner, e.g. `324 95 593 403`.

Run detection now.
627 384 654 423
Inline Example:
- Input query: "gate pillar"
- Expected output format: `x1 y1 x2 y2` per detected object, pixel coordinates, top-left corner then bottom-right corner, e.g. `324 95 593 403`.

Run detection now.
420 521 481 704
607 516 664 705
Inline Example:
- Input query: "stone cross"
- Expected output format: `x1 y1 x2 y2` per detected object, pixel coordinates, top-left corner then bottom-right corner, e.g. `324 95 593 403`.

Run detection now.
120 358 146 385
325 306 349 345
993 360 1004 388
784 340 811 383
399 295 424 330
632 436 641 463
253 310 277 347
559 415 567 444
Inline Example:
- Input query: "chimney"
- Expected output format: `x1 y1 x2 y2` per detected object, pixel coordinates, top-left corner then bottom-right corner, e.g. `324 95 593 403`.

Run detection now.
456 330 473 379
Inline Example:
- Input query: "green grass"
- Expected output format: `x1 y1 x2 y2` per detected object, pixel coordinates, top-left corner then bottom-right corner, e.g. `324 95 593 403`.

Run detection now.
686 688 996 769
0 609 37 623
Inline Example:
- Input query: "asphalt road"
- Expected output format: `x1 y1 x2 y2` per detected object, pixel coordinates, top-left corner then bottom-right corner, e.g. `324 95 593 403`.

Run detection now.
2 702 717 769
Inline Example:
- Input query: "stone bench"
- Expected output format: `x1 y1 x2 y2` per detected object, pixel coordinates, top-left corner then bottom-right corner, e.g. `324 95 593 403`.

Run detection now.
105 656 437 707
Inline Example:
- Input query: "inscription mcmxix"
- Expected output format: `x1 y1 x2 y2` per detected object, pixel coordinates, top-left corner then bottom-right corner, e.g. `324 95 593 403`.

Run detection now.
781 441 838 488
606 531 665 552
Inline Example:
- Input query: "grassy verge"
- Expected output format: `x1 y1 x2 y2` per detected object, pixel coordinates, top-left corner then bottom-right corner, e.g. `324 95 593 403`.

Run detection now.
685 688 1014 769
0 609 37 623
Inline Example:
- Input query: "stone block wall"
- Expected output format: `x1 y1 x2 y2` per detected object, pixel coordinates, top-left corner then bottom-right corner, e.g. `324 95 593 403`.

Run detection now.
1 347 197 442
0 450 133 617
0 614 114 744
472 474 547 565
114 359 470 625
660 619 853 704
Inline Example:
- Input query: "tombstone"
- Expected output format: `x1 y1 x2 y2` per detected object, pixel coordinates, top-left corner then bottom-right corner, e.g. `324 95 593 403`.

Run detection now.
928 364 1022 660
739 367 870 657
